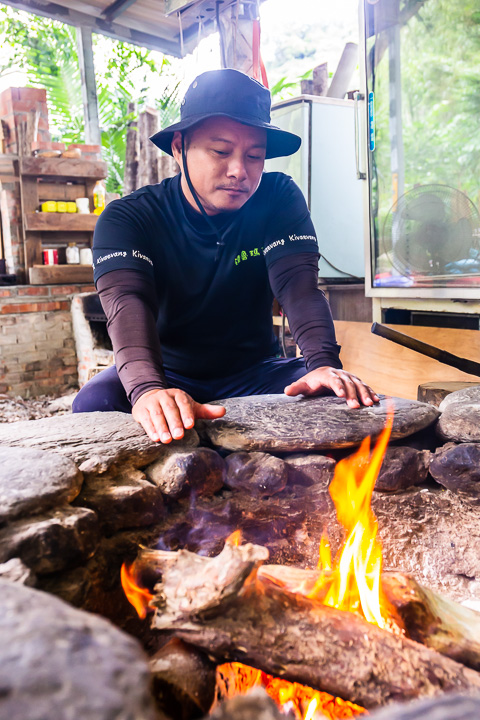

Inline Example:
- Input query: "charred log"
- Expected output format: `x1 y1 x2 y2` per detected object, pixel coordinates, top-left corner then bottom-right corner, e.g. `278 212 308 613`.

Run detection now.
145 544 480 710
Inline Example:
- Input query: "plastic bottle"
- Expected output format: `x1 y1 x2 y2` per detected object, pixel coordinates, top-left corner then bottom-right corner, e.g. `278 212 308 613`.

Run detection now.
66 242 80 264
93 180 106 216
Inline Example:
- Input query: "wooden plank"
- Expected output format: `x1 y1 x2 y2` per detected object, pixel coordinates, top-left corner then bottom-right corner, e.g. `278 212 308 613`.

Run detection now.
76 27 101 146
20 156 107 179
38 182 88 201
334 321 480 400
25 212 98 231
29 264 94 285
24 234 43 268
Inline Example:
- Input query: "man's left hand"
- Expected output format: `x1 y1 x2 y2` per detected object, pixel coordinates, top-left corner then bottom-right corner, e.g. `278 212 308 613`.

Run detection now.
284 366 379 409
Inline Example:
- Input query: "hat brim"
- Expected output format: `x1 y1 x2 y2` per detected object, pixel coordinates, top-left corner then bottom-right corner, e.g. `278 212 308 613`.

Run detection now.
149 113 301 160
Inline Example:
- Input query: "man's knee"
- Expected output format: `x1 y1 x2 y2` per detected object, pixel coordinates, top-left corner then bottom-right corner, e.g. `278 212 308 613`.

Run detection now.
72 367 131 414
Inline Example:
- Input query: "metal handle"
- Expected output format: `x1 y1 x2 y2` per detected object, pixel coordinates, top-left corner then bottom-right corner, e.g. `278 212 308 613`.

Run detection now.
354 92 366 180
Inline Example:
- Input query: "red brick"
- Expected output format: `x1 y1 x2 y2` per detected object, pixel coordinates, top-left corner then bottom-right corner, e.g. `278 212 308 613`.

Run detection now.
37 116 51 132
0 289 13 297
79 285 96 293
50 285 79 296
12 100 48 114
0 300 66 314
31 140 65 152
17 287 49 297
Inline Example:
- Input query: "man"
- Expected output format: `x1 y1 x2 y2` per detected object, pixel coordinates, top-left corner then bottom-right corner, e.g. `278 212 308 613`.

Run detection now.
73 69 378 443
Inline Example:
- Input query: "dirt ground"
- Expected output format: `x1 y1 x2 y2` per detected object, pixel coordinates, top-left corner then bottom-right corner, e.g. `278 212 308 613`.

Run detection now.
0 392 77 423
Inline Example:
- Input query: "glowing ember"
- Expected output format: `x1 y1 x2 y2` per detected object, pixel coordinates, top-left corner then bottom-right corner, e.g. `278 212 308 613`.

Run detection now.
216 662 366 719
120 562 153 619
225 529 242 546
307 410 394 628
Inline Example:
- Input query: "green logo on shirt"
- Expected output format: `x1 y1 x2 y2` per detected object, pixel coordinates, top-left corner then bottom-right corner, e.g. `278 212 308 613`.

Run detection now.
234 248 261 266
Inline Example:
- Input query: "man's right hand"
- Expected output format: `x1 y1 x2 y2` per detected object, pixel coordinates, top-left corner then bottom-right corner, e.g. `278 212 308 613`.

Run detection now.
132 388 226 444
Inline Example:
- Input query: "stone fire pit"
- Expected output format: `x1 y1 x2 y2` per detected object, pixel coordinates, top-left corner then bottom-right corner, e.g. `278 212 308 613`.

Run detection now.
1 391 480 719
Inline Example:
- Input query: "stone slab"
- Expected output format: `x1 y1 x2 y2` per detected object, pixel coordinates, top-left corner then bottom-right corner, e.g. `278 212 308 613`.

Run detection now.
0 411 199 476
0 579 157 720
439 385 480 413
0 445 83 525
0 506 100 574
198 395 440 453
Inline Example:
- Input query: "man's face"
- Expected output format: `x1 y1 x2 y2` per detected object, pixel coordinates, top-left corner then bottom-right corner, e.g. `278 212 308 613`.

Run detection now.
172 116 267 215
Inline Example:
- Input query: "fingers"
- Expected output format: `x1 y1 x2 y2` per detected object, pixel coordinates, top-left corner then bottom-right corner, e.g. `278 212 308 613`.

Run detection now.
133 389 197 443
332 372 379 409
195 402 226 420
284 379 314 397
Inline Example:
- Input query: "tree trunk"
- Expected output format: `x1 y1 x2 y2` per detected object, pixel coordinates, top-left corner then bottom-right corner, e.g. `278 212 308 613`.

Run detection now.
123 101 138 196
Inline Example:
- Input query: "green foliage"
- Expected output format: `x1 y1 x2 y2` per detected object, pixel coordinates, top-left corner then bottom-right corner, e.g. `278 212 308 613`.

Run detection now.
0 6 180 194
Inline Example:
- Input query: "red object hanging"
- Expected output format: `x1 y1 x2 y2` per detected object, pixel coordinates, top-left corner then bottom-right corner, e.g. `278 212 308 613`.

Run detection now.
252 18 268 88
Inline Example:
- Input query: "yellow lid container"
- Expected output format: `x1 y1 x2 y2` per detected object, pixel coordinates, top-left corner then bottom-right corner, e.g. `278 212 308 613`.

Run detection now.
41 201 57 212
56 201 67 213
66 202 77 213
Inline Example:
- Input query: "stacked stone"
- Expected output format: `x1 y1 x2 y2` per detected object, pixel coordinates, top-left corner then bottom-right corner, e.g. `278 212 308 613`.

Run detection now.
1 394 480 718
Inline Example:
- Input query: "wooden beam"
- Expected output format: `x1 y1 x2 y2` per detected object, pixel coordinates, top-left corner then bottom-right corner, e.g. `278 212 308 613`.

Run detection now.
76 27 101 147
0 0 185 56
102 0 139 22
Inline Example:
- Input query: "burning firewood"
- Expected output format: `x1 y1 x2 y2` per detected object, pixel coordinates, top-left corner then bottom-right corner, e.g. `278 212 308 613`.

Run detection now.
139 541 480 710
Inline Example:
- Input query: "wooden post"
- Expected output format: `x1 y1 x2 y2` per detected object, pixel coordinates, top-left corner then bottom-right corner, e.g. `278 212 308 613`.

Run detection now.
123 101 138 196
76 26 102 146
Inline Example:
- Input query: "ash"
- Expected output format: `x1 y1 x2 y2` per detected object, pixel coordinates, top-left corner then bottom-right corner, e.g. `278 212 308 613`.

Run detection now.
0 392 76 423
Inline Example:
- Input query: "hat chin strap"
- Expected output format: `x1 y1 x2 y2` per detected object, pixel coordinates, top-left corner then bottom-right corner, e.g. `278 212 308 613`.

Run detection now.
181 134 225 259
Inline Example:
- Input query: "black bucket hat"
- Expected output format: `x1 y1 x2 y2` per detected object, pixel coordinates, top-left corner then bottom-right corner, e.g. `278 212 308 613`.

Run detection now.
150 68 301 160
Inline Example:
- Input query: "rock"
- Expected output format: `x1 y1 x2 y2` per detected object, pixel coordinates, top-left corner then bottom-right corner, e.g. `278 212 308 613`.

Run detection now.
38 566 92 608
0 411 199 477
430 443 480 496
146 448 225 499
284 454 336 486
225 452 288 497
0 446 83 525
208 687 293 720
75 468 165 533
150 638 216 718
0 506 100 574
369 692 480 720
417 382 480 408
375 446 431 493
437 401 480 443
0 579 157 720
197 395 439 453
0 558 36 586
439 384 480 412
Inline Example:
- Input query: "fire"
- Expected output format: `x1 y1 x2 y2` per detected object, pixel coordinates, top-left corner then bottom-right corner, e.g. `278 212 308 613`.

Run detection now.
225 529 242 546
307 410 394 628
216 662 366 719
120 561 154 619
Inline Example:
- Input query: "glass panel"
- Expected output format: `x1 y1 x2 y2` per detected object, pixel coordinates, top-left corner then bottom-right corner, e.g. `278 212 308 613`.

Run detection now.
365 0 480 290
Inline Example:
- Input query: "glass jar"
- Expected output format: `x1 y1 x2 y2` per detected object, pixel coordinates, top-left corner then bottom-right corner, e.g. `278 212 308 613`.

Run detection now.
66 242 80 264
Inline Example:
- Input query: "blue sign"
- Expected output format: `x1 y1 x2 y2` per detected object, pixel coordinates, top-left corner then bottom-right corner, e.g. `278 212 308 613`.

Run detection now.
368 91 375 151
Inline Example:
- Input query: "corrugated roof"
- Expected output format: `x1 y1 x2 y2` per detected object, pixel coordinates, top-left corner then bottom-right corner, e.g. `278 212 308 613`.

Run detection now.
1 0 249 57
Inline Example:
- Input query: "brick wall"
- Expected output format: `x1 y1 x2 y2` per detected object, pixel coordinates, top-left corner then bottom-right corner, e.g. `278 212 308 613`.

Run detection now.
0 284 95 397
0 87 51 155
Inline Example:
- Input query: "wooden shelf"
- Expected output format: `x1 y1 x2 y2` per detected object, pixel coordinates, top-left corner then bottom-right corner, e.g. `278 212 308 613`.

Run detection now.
25 212 98 232
29 264 94 285
20 156 108 179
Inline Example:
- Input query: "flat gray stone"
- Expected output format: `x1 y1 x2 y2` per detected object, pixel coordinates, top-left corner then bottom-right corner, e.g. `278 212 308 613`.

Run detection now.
375 446 431 493
0 446 83 525
0 506 100 574
198 395 439 452
0 411 199 477
0 579 157 720
75 467 165 533
146 448 225 499
430 443 480 496
370 693 480 720
225 452 288 497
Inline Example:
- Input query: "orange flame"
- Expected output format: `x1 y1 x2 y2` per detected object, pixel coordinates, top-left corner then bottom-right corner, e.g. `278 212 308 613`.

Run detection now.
120 562 154 619
225 529 242 546
216 662 366 719
307 410 394 628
